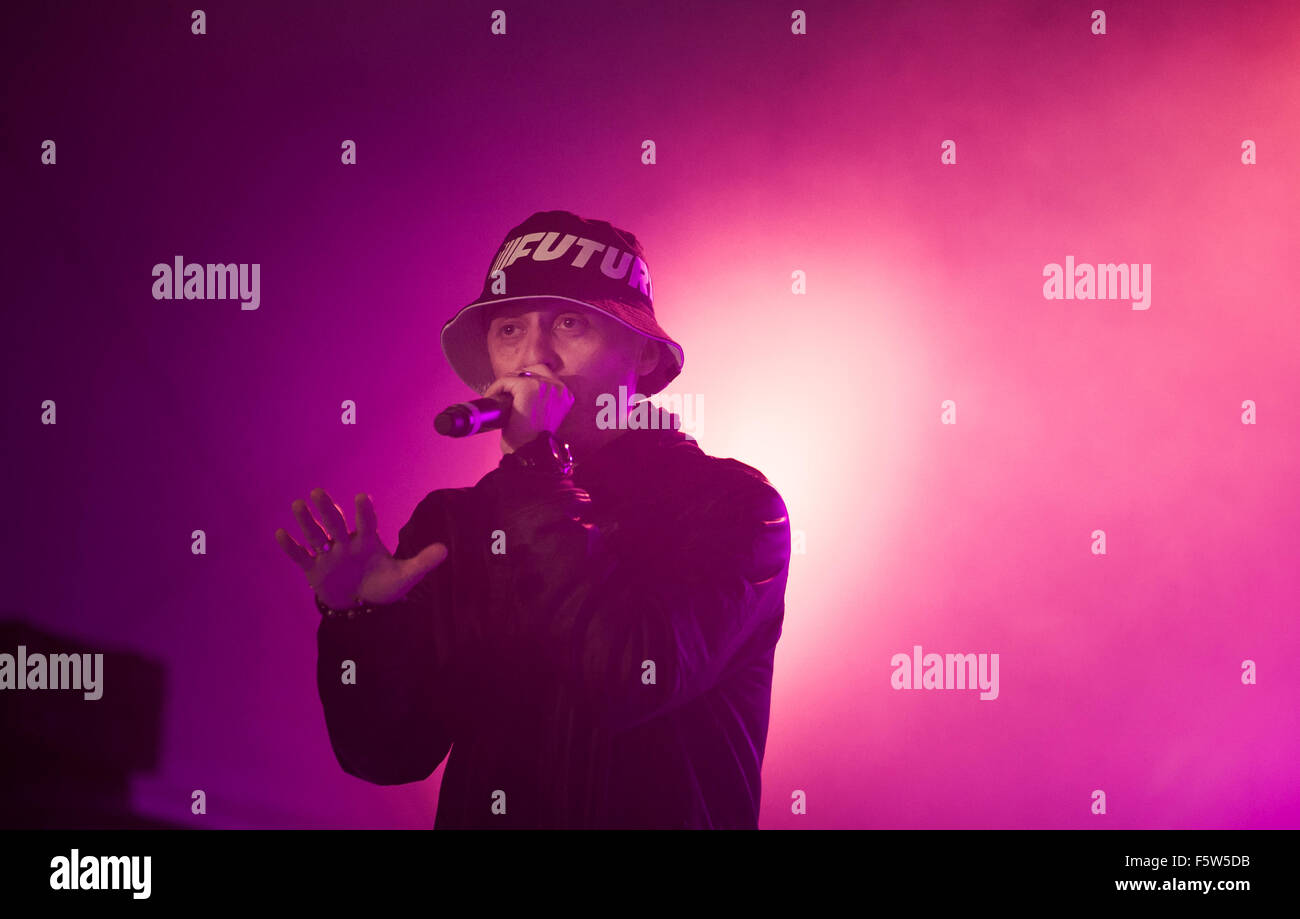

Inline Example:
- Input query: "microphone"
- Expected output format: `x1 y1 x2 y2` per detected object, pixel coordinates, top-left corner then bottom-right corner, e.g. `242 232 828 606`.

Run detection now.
434 394 512 437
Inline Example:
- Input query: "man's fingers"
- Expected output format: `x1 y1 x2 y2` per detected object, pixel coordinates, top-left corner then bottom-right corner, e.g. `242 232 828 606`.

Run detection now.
291 498 330 551
488 368 565 394
275 527 314 572
516 366 567 390
484 372 569 414
484 379 523 404
355 493 378 539
311 488 350 541
409 542 449 577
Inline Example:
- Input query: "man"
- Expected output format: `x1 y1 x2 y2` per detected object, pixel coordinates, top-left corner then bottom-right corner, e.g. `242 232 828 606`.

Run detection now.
275 210 791 828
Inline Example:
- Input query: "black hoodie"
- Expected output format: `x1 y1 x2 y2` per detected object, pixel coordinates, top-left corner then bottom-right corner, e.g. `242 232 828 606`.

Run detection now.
315 420 791 828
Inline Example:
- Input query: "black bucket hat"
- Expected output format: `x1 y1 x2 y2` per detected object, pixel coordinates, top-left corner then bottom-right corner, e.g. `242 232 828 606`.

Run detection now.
440 210 686 396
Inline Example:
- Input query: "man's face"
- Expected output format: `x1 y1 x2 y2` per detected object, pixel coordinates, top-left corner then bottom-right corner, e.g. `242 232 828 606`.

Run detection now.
483 300 659 441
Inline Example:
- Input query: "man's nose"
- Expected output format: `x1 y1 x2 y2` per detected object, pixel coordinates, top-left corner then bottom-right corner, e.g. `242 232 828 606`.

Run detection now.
518 323 560 370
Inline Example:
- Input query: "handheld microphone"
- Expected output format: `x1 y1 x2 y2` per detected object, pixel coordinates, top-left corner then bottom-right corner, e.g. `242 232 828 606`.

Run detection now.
434 394 512 437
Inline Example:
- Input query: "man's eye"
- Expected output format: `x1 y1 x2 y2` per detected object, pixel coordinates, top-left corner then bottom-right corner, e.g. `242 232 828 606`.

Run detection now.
496 317 583 335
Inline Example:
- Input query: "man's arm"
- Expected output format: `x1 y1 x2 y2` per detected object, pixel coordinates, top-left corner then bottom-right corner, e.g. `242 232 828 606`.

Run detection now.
478 456 791 733
315 490 471 785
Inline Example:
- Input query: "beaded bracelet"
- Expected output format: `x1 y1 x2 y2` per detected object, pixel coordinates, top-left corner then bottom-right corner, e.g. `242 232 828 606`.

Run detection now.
314 593 381 620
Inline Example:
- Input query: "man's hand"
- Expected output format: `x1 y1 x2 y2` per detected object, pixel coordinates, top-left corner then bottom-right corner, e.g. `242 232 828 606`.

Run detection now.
275 488 449 610
483 364 575 451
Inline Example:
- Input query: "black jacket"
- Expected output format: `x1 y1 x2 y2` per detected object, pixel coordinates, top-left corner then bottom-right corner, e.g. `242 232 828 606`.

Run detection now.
315 421 791 828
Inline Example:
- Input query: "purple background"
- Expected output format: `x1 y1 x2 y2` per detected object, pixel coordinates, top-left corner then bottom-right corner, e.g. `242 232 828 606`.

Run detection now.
3 0 1298 828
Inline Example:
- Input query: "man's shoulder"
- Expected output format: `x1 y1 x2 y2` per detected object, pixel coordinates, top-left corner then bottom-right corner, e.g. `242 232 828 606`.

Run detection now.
678 446 787 515
680 449 792 578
